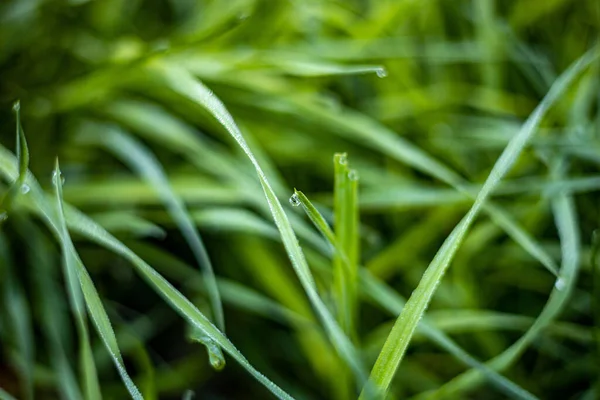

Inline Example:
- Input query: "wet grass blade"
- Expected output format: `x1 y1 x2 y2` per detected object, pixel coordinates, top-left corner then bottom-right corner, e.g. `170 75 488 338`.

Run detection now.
361 47 599 399
53 159 138 400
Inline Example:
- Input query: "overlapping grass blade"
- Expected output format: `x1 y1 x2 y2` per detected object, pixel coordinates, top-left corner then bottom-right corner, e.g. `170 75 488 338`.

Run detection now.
422 161 583 399
361 47 599 399
293 190 536 399
0 145 294 400
53 159 138 400
149 60 367 385
79 122 225 332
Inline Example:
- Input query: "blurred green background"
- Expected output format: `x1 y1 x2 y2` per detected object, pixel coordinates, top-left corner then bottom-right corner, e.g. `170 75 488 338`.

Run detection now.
0 0 599 399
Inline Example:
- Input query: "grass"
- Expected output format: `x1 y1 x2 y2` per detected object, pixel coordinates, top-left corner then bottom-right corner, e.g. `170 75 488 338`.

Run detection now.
0 1 599 399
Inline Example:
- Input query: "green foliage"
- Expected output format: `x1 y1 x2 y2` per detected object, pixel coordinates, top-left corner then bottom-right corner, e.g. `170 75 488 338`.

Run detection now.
0 1 599 399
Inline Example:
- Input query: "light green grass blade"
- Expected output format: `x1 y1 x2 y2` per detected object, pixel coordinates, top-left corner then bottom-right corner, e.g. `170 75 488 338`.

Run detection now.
423 162 583 399
361 47 599 399
293 190 536 399
332 153 355 336
53 159 137 400
79 122 225 332
150 60 367 385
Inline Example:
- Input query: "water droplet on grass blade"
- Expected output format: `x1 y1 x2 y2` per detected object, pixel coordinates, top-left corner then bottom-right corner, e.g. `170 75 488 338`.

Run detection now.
52 170 65 186
21 184 30 194
289 193 301 207
336 153 347 165
376 67 388 78
348 169 359 181
554 277 565 291
0 211 7 223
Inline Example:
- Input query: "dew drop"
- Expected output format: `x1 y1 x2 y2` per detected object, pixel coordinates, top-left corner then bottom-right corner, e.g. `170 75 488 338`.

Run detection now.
348 169 359 181
337 153 347 165
21 184 30 194
0 211 7 222
289 193 301 207
13 101 20 113
554 277 565 291
52 170 66 186
376 67 388 78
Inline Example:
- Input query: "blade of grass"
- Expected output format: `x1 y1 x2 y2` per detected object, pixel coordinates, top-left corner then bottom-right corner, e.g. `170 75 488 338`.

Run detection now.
360 47 598 399
422 159 583 399
149 60 368 386
332 153 351 335
78 121 225 332
53 159 138 400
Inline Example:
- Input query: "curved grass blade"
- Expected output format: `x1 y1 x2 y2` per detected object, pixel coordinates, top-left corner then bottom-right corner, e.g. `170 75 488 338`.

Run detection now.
79 122 225 332
150 60 367 386
293 190 536 399
422 163 583 399
53 160 139 400
361 47 599 399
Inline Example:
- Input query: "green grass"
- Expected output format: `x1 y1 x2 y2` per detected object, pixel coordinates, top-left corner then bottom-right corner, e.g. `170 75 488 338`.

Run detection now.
0 1 599 399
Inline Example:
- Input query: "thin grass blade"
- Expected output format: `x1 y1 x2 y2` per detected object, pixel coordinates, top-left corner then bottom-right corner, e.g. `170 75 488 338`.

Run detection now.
53 160 138 400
